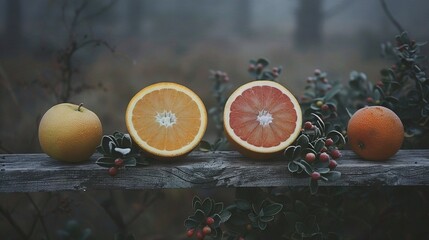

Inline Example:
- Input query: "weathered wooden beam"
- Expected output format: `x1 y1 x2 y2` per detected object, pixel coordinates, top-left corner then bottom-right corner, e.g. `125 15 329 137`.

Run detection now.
1 150 429 192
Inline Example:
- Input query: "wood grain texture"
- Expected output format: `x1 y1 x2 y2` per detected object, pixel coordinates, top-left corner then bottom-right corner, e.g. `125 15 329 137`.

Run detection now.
1 150 429 192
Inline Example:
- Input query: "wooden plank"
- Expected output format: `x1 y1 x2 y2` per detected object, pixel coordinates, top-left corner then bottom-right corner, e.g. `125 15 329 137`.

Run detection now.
1 150 429 192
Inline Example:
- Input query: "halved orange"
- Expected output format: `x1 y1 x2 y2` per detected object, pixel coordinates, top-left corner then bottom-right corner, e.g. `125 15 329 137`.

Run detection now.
126 82 207 159
224 80 302 159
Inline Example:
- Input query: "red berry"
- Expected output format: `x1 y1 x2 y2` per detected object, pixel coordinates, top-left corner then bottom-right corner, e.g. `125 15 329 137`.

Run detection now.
202 226 211 235
272 67 279 73
304 121 313 130
246 223 253 231
186 229 195 237
206 217 215 225
329 160 338 169
321 77 328 83
239 237 245 240
305 153 316 163
311 172 321 181
366 97 374 103
108 167 118 177
114 158 124 167
321 104 329 111
325 138 334 146
248 64 255 72
319 152 330 162
272 72 279 78
196 230 204 240
256 63 264 71
331 149 342 159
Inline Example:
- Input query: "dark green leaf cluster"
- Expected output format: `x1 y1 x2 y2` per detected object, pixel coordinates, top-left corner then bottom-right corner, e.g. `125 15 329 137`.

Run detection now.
378 32 429 145
283 200 338 240
284 114 344 194
95 132 148 168
184 196 230 240
57 219 93 240
248 58 282 81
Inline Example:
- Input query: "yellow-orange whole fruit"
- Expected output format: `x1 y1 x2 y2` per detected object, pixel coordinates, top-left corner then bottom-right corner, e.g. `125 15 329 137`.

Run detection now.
347 106 404 161
38 103 102 162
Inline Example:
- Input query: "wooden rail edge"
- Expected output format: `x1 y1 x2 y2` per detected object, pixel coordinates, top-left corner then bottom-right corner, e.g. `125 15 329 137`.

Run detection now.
1 150 429 192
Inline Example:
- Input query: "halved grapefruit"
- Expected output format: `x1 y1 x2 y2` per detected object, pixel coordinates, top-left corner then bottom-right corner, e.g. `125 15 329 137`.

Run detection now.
224 80 302 159
126 82 207 159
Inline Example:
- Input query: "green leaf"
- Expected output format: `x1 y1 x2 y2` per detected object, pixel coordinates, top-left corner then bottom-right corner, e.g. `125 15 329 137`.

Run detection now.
258 220 268 230
323 171 341 182
95 157 114 168
121 134 132 148
296 160 313 175
219 210 232 223
213 202 223 214
259 215 275 223
248 212 257 222
261 203 283 216
284 145 302 161
314 139 325 153
184 218 198 229
288 161 299 173
327 130 346 147
324 84 342 101
256 58 269 67
199 140 212 152
123 157 137 167
212 214 222 228
201 198 213 215
194 209 205 222
192 196 202 210
316 168 330 174
296 134 310 148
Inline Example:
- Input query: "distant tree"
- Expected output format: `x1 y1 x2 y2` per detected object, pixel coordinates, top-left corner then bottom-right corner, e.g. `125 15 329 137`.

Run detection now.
294 0 323 49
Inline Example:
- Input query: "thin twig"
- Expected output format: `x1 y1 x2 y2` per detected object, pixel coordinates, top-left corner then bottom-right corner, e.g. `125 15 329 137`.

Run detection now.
0 204 28 239
26 193 51 240
380 0 404 33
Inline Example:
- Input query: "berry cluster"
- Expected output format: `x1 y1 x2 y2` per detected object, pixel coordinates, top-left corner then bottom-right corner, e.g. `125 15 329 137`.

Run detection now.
186 217 215 240
107 158 124 177
302 121 341 181
284 114 345 194
248 58 282 81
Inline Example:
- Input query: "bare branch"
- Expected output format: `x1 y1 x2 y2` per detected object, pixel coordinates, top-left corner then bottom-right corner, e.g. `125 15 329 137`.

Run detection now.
26 193 51 240
380 0 404 33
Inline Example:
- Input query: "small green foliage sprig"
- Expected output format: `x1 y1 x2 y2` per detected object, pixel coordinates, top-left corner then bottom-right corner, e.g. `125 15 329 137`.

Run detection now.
184 197 282 240
96 132 149 176
300 69 343 131
184 196 231 240
284 114 345 194
248 58 282 81
209 70 232 139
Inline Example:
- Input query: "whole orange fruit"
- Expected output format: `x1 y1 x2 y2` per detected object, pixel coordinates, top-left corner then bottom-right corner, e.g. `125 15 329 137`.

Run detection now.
38 103 102 162
347 106 404 161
